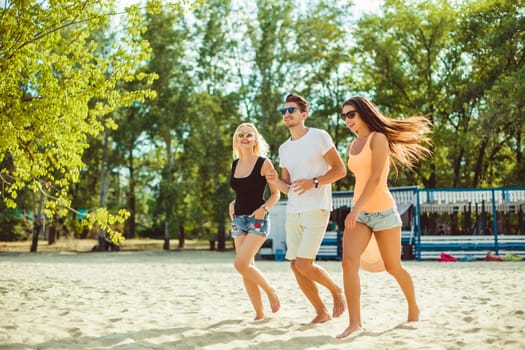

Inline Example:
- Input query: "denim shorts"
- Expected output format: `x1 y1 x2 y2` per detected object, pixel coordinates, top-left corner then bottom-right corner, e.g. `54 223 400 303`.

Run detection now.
231 215 270 238
356 207 402 232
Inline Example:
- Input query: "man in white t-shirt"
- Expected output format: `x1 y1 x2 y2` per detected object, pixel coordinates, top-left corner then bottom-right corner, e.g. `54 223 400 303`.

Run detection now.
266 93 347 324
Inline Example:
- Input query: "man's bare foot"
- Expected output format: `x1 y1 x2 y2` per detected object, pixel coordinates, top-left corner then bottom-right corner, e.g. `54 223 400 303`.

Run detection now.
332 291 346 318
254 313 265 321
408 305 420 322
310 313 332 324
336 325 361 339
268 288 280 313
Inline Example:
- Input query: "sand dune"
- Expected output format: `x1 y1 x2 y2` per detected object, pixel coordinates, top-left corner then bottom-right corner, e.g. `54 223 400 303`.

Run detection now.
1 250 524 349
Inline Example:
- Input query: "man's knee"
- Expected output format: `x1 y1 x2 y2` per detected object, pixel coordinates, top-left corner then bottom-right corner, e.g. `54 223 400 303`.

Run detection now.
294 259 314 276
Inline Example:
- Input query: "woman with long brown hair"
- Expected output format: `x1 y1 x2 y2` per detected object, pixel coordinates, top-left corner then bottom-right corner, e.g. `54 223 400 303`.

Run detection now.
337 96 432 338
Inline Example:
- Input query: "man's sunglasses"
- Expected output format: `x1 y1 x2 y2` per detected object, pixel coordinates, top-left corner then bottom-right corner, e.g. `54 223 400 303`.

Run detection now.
236 132 254 139
280 107 302 115
341 110 358 121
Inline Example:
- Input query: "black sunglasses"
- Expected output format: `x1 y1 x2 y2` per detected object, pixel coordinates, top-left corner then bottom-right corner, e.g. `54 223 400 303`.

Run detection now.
280 107 302 115
341 110 358 121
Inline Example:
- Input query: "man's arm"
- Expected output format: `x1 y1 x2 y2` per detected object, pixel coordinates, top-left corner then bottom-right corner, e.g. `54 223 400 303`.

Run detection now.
316 147 347 186
265 167 291 195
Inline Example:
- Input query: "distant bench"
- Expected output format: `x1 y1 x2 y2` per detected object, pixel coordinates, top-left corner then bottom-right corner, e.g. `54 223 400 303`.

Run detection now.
316 231 341 260
412 235 525 260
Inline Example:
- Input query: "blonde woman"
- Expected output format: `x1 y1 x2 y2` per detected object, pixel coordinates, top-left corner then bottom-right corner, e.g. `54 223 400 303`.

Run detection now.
338 96 432 338
229 122 281 320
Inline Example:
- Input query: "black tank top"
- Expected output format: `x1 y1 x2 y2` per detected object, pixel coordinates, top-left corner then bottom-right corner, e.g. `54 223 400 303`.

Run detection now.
230 157 267 215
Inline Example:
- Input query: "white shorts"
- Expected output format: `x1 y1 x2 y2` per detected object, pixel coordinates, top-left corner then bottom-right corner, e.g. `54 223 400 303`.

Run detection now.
285 209 330 260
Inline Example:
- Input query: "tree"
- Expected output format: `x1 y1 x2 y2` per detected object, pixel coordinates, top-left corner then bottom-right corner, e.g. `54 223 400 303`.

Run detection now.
0 1 157 250
454 0 525 187
190 0 242 250
242 0 295 158
141 9 193 249
350 0 459 187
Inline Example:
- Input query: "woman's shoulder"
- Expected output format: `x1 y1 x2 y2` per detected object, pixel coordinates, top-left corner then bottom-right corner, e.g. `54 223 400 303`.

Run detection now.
260 157 275 173
369 132 389 150
370 131 387 142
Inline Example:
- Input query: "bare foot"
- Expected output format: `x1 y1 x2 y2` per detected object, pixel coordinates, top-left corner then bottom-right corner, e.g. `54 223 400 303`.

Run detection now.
332 291 346 318
268 288 280 313
336 325 361 339
311 313 332 324
408 305 420 322
254 313 265 321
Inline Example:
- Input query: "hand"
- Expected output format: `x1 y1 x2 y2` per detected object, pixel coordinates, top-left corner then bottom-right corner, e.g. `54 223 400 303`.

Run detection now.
292 178 314 195
345 210 359 230
265 168 279 184
250 207 266 220
229 201 235 220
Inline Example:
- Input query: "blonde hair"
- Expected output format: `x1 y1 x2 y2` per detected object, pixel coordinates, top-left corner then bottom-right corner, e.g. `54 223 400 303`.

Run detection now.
342 96 432 172
232 123 269 159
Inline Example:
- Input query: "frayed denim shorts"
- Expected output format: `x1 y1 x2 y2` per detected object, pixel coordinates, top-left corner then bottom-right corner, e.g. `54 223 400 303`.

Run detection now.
231 215 270 238
356 207 402 232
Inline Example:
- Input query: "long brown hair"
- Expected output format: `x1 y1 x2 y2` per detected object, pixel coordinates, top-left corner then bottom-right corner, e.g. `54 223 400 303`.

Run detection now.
342 96 432 172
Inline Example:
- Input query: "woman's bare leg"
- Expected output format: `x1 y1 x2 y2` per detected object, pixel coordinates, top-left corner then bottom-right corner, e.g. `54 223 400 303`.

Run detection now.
234 235 280 320
375 228 419 322
337 223 372 338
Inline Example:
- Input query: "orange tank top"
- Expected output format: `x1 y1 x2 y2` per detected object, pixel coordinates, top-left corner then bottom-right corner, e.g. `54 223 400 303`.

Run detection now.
347 132 395 212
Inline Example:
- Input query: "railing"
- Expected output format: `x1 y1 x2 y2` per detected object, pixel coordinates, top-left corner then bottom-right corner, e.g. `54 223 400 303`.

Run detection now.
331 186 525 261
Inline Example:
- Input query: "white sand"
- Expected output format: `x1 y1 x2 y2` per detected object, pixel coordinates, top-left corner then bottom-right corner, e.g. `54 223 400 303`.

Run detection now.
1 250 524 349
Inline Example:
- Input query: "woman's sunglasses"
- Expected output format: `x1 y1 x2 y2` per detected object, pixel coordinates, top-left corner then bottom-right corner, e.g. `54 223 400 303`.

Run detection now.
236 132 254 139
341 110 357 121
280 107 301 115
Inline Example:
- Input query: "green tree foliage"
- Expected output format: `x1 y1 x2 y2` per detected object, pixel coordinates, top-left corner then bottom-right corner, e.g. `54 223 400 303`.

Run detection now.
348 0 524 188
141 9 194 248
238 0 295 158
291 1 355 190
189 0 242 250
350 0 457 187
0 1 157 247
455 0 525 187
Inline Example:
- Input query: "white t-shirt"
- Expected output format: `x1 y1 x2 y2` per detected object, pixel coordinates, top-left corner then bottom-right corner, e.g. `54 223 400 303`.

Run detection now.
279 128 335 213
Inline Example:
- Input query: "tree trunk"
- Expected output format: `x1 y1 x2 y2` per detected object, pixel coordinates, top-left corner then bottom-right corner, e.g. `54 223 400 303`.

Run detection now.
178 222 185 249
30 192 44 252
163 133 173 251
453 146 465 188
128 148 136 238
163 221 170 250
472 138 489 188
30 219 42 252
97 129 110 251
48 216 57 245
217 220 226 252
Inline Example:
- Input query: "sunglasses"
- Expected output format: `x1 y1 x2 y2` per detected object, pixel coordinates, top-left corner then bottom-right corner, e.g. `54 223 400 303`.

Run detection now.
341 110 358 121
236 132 254 139
280 107 302 115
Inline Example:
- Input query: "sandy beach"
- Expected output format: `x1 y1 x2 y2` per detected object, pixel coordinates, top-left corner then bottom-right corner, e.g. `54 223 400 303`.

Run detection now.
1 249 524 350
